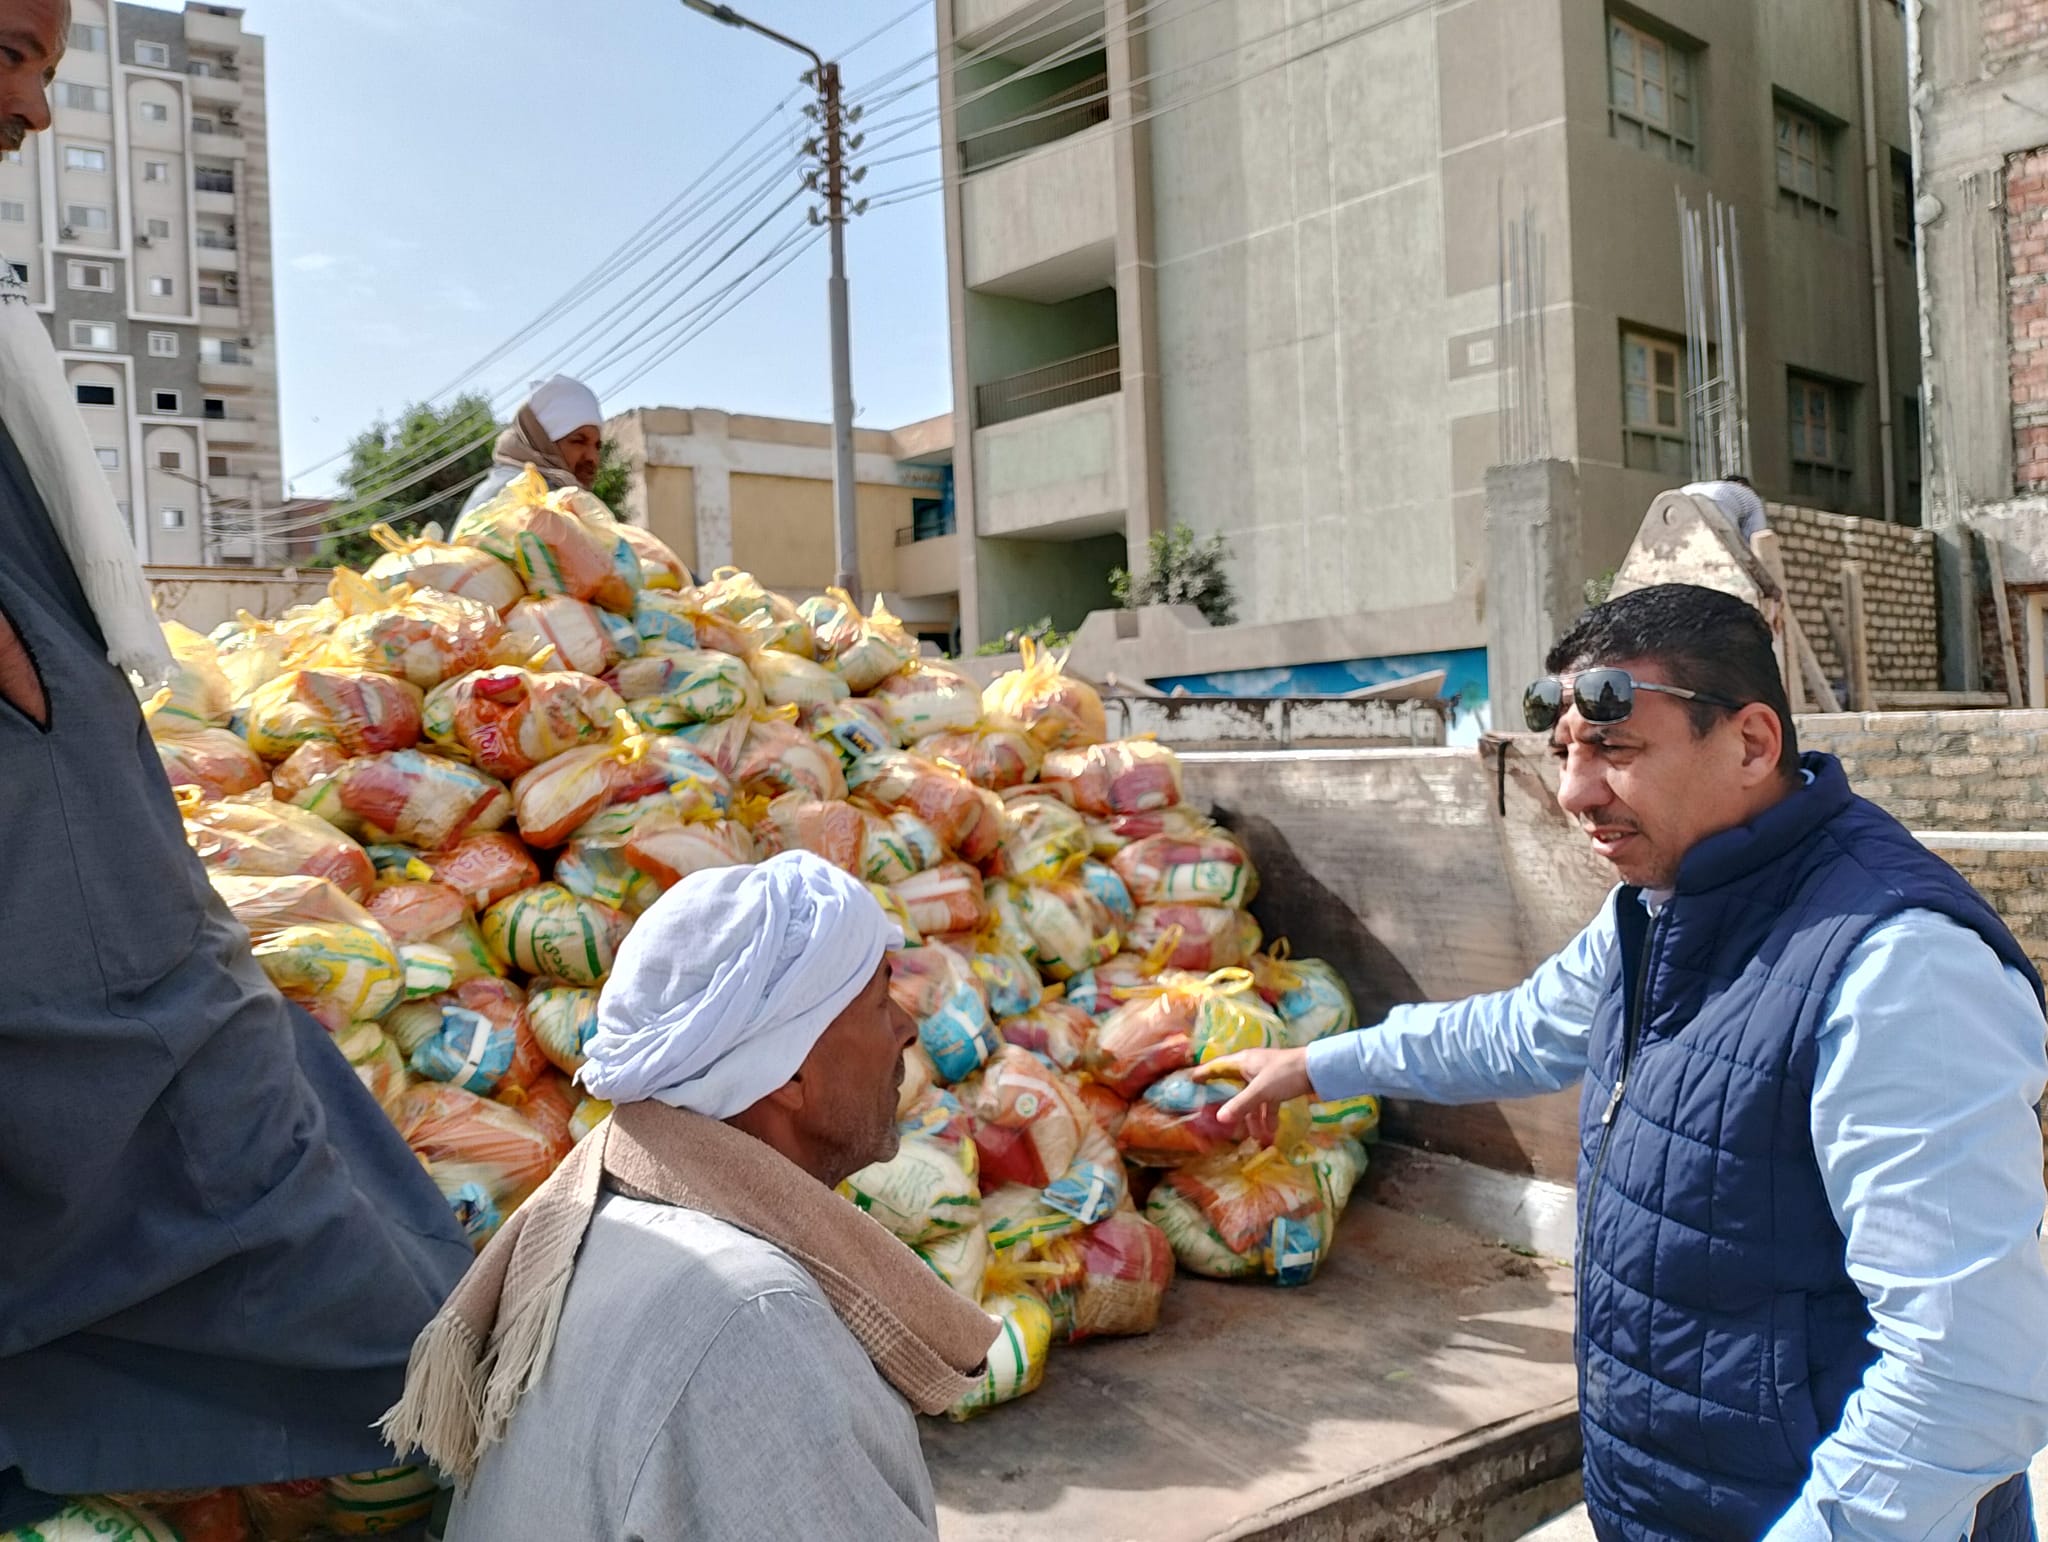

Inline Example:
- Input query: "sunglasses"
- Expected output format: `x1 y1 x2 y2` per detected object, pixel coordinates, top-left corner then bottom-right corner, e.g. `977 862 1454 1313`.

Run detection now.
1523 667 1746 732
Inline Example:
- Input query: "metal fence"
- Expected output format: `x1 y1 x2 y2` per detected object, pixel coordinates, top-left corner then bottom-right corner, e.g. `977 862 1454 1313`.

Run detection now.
974 344 1121 428
960 72 1109 173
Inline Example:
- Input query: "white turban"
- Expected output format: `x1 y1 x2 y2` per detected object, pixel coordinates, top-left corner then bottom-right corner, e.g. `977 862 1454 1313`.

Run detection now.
526 374 602 442
578 851 899 1118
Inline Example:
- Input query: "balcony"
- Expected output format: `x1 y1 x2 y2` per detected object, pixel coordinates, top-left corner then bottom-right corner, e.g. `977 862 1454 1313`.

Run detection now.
204 411 258 446
955 0 1100 61
184 9 244 51
974 343 1119 427
195 188 235 218
199 356 256 390
196 245 240 276
199 301 240 330
187 66 242 109
190 123 245 161
962 72 1107 173
961 121 1115 302
973 387 1125 539
892 531 961 599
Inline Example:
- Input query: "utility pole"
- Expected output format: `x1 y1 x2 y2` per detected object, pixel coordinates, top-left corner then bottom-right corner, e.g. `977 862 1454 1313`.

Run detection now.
680 2 868 602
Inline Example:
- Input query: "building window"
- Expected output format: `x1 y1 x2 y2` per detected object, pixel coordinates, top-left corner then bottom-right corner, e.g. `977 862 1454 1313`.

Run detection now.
911 497 955 541
1898 393 1923 524
158 450 183 471
160 507 186 530
1621 329 1689 476
208 454 230 478
8 262 27 283
153 389 181 413
136 41 171 68
69 22 107 51
203 396 226 419
146 216 171 238
0 200 23 222
140 102 171 124
148 330 179 356
1608 16 1697 167
198 284 224 306
64 145 108 172
67 259 112 291
96 446 120 470
1775 102 1839 219
148 276 174 297
191 115 216 135
1891 148 1915 252
194 167 234 194
75 382 117 407
144 160 169 183
57 83 112 114
1789 372 1854 509
69 320 116 351
64 204 110 232
201 337 245 364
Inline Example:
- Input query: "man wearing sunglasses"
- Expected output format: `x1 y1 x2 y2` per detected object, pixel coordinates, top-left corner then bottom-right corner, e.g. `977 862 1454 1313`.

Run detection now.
1202 583 2048 1541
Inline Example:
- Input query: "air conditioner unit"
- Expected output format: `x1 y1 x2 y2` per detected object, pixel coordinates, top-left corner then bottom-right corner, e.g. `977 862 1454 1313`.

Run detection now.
238 336 252 349
222 274 238 291
136 234 152 247
60 225 75 240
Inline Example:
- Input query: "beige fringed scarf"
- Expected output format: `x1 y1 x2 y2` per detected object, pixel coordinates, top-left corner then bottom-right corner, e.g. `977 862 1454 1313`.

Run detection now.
488 406 580 491
381 1100 997 1483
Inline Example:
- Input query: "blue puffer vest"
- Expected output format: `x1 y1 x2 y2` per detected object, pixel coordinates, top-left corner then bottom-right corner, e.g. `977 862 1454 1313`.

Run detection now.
1577 753 2043 1542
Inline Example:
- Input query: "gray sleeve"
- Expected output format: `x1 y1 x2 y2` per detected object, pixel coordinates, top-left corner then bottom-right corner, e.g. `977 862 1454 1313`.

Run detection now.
622 1286 940 1541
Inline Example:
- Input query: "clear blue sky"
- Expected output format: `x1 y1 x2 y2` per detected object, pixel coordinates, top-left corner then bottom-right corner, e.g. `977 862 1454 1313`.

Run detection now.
132 0 951 494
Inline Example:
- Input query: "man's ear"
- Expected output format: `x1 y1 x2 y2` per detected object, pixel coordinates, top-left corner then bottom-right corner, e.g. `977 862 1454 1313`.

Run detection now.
1732 701 1783 783
757 1075 806 1114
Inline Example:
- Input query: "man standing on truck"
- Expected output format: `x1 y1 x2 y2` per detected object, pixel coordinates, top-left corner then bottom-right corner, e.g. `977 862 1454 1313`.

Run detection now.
0 4 471 1528
1205 583 2048 1542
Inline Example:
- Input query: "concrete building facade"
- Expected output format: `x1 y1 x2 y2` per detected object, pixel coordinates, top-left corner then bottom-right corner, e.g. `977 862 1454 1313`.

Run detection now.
0 1 283 565
938 0 1921 665
606 406 961 650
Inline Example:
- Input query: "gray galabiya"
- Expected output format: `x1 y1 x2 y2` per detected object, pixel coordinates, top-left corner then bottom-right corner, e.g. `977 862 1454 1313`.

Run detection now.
0 411 471 1530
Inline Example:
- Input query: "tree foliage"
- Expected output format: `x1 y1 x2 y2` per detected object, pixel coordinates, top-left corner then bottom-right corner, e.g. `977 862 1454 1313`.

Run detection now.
591 437 635 515
316 393 497 570
1109 523 1238 627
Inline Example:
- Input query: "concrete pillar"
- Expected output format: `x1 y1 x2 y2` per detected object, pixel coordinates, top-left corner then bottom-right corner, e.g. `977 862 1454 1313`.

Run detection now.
1935 524 1981 690
1484 459 1584 727
934 0 985 648
1108 0 1166 576
691 408 734 573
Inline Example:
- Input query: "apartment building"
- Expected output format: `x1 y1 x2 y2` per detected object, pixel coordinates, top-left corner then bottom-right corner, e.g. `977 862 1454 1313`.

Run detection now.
938 0 1921 664
606 406 961 650
0 1 282 566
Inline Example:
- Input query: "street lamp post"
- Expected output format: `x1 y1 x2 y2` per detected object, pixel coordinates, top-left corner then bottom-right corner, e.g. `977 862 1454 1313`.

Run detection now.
680 1 865 605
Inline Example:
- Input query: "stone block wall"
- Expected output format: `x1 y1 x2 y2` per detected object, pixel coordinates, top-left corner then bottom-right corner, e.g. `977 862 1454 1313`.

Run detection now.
1933 845 2048 973
1767 503 1940 690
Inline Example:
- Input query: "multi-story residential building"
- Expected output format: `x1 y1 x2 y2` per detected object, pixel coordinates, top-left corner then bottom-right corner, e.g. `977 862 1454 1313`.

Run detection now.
937 0 1921 674
0 1 282 565
606 406 960 650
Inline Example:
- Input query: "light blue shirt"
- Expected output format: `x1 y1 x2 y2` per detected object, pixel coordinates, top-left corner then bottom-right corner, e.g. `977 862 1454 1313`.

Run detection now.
1308 892 2048 1542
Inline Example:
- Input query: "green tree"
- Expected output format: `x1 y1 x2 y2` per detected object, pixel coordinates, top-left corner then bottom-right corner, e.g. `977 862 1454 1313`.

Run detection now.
591 436 635 515
1110 523 1238 627
317 393 498 570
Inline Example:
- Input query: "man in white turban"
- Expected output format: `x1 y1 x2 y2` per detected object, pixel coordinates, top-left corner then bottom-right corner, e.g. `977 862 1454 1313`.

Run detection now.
389 851 997 1542
460 373 605 512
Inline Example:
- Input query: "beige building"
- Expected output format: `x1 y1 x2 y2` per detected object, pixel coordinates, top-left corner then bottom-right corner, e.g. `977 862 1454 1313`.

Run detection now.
606 407 961 649
938 0 1921 656
0 1 282 566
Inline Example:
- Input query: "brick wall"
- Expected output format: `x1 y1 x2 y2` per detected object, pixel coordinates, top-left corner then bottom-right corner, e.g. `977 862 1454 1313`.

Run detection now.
1930 845 2048 973
1767 504 1941 690
2008 147 2048 491
1986 0 2048 73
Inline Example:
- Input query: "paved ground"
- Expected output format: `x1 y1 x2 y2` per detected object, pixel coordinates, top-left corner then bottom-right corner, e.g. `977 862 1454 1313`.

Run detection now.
1521 1449 2048 1539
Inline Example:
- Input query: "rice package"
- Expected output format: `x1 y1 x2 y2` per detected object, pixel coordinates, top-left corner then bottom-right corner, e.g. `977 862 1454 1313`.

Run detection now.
998 874 1120 981
157 727 267 800
1117 1069 1244 1166
1127 903 1262 972
422 666 625 779
402 831 539 910
1064 947 1173 1019
996 792 1091 881
869 659 984 741
697 568 814 657
945 932 1042 1020
183 787 376 900
633 589 701 653
947 1285 1052 1420
891 860 988 938
734 711 846 802
211 611 300 707
1078 858 1137 928
1145 1144 1327 1285
751 649 849 711
845 751 1003 864
332 749 513 850
756 794 868 875
622 807 758 888
1089 968 1282 1098
250 921 404 1031
1251 948 1360 1047
399 944 457 1001
916 1224 991 1304
407 999 516 1095
480 883 630 987
143 620 234 735
451 466 639 613
915 724 1042 791
529 983 602 1075
997 999 1096 1072
614 522 691 591
569 1095 612 1142
890 944 999 1084
981 1182 1085 1259
1085 803 1216 859
1112 830 1259 909
244 668 424 762
803 696 895 766
321 1466 441 1535
10 1498 185 1540
982 639 1106 752
362 523 525 612
1059 1210 1173 1341
501 595 635 677
605 649 759 731
860 808 948 886
313 571 504 690
393 1081 560 1219
555 839 663 914
840 1133 981 1246
803 589 918 693
673 711 751 778
966 1047 1125 1225
511 722 730 848
1041 738 1183 816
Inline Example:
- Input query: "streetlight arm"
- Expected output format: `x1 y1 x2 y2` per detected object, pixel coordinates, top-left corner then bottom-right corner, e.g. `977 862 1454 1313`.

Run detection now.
678 0 823 72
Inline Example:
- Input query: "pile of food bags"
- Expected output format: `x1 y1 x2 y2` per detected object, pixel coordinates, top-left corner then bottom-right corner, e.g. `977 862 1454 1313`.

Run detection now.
134 462 1379 1477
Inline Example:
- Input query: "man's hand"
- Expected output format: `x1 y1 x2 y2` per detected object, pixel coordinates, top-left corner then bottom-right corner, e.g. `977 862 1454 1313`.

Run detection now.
1191 1046 1313 1146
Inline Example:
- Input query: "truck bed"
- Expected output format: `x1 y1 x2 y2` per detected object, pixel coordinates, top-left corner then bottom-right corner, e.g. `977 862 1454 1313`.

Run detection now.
924 1157 1581 1542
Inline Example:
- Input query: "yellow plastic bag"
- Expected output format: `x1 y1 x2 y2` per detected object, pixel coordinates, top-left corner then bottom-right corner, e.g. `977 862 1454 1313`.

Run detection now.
142 620 233 735
310 570 504 690
947 1283 1054 1420
840 1133 981 1246
802 588 917 692
450 465 640 614
982 636 1106 751
480 882 630 987
362 521 525 612
183 786 377 900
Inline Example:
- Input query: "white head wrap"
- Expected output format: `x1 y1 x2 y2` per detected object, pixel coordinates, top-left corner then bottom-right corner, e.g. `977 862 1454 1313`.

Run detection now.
526 374 602 442
579 851 899 1117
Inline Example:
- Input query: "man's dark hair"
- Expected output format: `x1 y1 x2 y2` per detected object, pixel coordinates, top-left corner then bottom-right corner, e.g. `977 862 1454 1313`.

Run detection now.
1545 583 1799 774
1723 474 1755 491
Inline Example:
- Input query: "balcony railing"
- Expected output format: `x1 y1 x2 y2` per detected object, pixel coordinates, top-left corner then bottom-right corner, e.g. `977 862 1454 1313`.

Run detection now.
974 343 1120 428
188 61 241 80
194 170 236 194
195 230 236 251
192 120 243 138
960 72 1108 173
